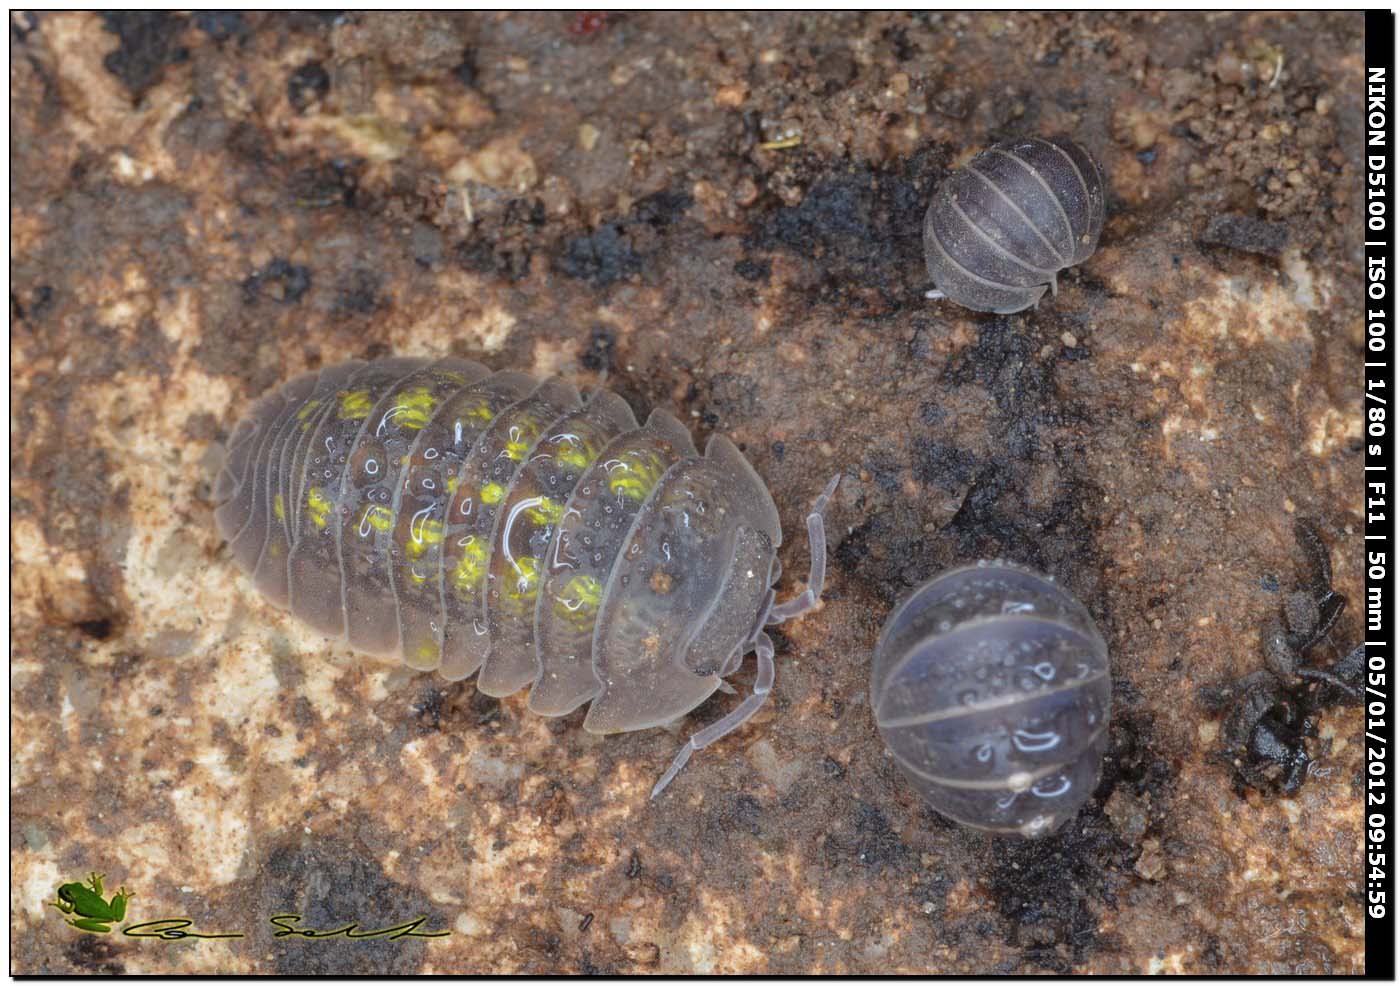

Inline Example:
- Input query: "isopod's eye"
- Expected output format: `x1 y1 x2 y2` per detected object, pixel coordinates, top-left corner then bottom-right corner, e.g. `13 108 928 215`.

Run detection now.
871 561 1112 838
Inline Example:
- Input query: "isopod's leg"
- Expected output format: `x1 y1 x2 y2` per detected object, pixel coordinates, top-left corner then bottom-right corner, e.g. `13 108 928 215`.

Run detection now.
1297 667 1361 700
650 632 776 799
1294 518 1333 592
766 473 840 625
924 288 946 301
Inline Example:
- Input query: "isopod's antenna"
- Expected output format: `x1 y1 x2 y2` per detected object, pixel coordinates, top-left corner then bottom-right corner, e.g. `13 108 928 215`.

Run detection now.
767 473 841 624
651 631 777 799
588 363 610 398
650 473 841 798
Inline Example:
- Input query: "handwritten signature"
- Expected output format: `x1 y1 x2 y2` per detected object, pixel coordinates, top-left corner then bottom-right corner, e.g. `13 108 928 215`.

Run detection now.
270 914 450 941
123 920 243 940
119 915 449 942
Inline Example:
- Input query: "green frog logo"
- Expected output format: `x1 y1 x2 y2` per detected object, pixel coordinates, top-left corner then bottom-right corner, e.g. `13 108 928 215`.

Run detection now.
48 873 134 934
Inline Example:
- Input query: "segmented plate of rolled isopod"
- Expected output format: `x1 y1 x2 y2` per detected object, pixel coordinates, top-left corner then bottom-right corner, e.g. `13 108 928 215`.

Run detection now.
213 356 839 796
923 135 1106 314
871 561 1112 837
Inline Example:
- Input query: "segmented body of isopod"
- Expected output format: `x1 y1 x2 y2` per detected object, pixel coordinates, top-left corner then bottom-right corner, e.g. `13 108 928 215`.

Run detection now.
870 561 1111 836
923 136 1106 314
213 356 838 796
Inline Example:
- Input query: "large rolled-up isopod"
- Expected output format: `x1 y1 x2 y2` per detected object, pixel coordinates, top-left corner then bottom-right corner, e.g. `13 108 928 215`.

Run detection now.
871 561 1111 836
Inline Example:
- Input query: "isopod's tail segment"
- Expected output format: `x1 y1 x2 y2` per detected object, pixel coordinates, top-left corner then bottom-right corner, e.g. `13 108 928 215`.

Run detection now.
651 631 778 799
766 473 841 625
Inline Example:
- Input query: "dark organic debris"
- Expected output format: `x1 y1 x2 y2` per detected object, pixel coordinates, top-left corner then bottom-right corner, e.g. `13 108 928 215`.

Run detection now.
287 61 331 114
254 835 443 974
555 225 642 287
1205 519 1362 794
455 49 479 88
733 258 771 282
334 269 383 314
73 616 117 640
63 934 125 975
821 800 908 870
287 162 358 209
1198 213 1290 257
985 808 1131 971
193 11 248 43
101 11 189 100
580 325 616 372
242 259 312 306
554 190 693 288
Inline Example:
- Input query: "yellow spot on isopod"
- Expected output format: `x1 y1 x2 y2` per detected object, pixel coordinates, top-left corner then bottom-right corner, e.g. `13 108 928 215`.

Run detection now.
500 419 545 463
405 517 445 562
525 496 564 526
306 487 333 529
556 439 594 472
359 503 394 534
388 386 439 431
463 400 496 423
555 573 603 628
502 556 540 611
504 435 532 461
608 449 666 502
338 389 373 420
451 537 490 594
403 634 441 671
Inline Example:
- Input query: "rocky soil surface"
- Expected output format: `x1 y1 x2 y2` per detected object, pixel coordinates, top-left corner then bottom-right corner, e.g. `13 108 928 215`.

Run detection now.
11 11 1365 973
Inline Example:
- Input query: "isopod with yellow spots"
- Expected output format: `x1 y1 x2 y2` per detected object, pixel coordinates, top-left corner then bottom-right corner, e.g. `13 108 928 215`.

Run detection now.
213 356 839 796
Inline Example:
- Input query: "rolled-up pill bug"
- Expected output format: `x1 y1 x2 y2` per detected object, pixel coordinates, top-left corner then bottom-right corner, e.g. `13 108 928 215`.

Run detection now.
213 356 839 796
870 561 1111 837
923 136 1106 314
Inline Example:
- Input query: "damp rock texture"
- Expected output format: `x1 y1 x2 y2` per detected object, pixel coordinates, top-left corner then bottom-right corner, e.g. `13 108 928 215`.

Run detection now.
11 11 1364 974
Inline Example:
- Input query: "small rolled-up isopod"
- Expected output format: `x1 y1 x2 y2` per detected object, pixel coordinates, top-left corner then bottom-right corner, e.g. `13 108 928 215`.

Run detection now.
870 561 1111 836
213 356 838 796
923 136 1106 314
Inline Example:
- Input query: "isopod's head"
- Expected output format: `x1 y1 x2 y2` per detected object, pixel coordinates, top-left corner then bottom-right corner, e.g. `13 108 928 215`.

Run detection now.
923 135 1106 314
580 435 783 734
676 525 782 679
871 561 1112 837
